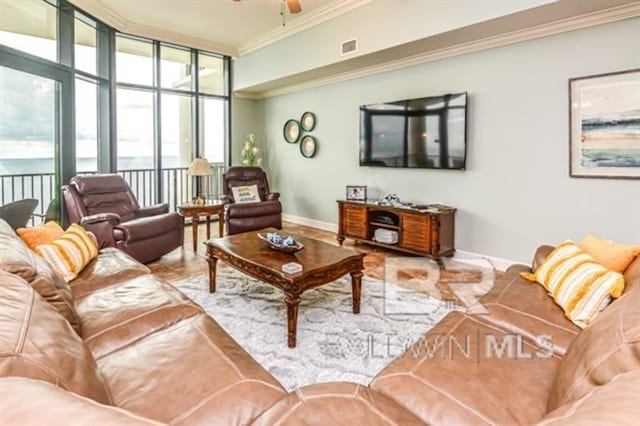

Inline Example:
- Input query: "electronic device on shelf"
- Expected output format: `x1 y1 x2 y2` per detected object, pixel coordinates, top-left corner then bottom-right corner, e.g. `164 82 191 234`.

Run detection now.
359 92 467 170
370 211 399 226
373 228 398 245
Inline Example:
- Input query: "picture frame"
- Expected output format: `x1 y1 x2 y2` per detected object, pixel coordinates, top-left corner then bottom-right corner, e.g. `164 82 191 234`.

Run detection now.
300 135 317 158
346 185 367 201
569 69 640 179
283 119 301 144
301 111 316 131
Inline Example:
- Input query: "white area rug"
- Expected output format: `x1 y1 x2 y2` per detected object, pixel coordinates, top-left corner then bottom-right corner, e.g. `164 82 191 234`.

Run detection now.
174 267 453 391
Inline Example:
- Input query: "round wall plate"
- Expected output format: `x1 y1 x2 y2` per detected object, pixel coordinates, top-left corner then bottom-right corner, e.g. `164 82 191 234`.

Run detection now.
283 119 301 143
300 111 316 131
300 135 317 158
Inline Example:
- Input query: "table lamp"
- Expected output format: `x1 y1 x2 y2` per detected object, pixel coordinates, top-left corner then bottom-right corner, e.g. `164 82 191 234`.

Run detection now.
187 158 213 205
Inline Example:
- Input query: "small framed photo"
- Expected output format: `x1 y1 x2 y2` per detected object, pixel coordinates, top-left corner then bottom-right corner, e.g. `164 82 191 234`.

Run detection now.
346 185 367 201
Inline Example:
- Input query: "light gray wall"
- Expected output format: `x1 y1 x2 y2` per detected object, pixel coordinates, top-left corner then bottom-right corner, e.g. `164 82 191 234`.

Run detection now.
233 0 554 89
256 18 640 263
231 95 265 167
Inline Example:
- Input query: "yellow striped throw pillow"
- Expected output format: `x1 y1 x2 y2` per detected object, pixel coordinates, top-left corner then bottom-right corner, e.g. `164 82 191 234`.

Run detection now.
35 224 99 283
521 240 625 329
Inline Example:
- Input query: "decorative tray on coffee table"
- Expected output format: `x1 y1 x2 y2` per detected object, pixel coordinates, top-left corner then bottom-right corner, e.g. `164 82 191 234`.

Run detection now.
258 232 304 254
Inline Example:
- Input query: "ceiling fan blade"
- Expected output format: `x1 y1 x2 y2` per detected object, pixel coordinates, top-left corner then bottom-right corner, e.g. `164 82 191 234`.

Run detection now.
287 0 302 14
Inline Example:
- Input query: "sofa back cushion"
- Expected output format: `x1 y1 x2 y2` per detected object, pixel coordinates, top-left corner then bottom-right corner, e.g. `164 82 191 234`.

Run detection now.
0 222 81 333
547 283 640 411
0 271 112 405
538 371 639 425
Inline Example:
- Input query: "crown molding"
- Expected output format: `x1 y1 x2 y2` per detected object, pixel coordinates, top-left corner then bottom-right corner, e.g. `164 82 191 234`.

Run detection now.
237 0 374 56
69 0 237 56
239 3 639 99
122 22 237 57
68 0 128 29
233 91 264 100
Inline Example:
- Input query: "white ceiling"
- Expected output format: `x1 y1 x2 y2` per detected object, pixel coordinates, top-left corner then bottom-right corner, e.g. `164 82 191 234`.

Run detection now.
71 0 355 56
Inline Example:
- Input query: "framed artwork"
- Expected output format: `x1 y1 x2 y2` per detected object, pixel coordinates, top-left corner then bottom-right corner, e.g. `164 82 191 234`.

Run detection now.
569 69 640 179
346 185 367 201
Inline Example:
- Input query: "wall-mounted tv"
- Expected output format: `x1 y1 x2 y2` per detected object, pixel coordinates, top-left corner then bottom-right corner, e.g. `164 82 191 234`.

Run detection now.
359 92 467 169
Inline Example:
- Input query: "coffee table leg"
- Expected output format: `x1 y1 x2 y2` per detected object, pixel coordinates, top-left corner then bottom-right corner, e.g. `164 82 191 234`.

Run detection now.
351 271 363 314
285 294 300 348
207 256 217 293
206 216 211 239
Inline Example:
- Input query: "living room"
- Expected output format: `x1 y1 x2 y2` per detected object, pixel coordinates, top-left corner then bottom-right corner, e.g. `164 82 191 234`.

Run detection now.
0 0 639 425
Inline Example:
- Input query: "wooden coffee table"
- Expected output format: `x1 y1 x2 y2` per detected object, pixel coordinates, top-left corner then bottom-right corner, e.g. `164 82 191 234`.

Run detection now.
206 229 365 348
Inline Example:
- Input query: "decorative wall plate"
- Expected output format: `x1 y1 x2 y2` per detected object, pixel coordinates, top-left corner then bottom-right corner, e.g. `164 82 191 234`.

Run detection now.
300 135 317 158
300 111 316 131
283 119 301 143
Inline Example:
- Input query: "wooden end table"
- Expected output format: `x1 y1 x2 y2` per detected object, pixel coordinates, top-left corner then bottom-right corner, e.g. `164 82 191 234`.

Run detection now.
206 229 365 348
177 201 225 252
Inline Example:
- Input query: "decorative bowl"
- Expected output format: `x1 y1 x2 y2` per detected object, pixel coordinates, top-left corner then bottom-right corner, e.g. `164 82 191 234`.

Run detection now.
257 233 304 254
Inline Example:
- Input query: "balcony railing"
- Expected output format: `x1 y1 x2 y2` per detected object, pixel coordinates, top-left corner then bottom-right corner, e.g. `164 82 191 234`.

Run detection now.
0 164 225 225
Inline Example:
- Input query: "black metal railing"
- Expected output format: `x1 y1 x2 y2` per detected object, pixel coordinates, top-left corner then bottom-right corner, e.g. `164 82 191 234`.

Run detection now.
0 163 225 225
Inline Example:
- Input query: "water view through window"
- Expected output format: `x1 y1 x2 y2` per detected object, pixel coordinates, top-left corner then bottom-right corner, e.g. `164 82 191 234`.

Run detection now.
1 0 229 214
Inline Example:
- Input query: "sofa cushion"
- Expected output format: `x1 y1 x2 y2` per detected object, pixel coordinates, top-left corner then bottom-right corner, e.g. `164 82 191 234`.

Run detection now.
371 311 561 425
579 234 640 273
35 223 99 282
16 220 64 250
522 241 624 328
538 371 640 425
0 231 81 333
480 264 580 356
76 274 202 359
0 271 112 405
252 382 425 426
547 284 640 411
226 200 282 218
97 314 286 425
69 248 150 299
0 377 162 426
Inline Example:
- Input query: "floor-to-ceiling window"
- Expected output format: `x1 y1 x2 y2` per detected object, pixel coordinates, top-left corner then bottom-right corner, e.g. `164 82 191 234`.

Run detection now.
115 34 229 206
0 0 230 221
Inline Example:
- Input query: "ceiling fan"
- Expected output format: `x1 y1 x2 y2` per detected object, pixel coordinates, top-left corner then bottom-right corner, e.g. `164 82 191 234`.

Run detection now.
232 0 302 14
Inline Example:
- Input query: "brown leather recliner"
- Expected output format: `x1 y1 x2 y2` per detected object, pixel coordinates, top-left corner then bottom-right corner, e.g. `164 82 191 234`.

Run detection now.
222 167 282 235
62 174 182 264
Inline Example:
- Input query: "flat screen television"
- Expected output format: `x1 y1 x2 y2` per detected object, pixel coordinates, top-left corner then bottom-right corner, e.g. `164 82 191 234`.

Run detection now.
359 92 467 169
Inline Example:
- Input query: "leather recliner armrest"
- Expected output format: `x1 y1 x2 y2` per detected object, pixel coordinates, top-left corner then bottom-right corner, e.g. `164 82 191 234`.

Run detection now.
136 203 169 218
266 192 280 201
80 213 120 226
115 213 181 243
532 245 555 271
79 214 119 249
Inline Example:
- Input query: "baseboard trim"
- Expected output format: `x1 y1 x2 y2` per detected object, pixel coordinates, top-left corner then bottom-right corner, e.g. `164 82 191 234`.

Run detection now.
282 213 338 233
454 249 523 273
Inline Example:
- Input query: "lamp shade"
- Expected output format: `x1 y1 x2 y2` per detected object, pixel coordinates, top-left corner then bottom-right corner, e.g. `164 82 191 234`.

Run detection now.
187 158 213 176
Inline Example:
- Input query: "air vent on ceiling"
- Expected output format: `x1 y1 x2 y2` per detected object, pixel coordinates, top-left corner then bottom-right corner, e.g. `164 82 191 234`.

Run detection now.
341 38 358 56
